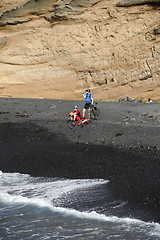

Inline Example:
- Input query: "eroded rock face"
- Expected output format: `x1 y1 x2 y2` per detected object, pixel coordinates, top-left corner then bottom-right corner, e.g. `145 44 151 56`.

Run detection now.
116 0 160 7
0 0 160 100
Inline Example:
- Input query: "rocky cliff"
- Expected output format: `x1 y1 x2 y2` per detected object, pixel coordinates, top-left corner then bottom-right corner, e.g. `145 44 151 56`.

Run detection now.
0 0 160 100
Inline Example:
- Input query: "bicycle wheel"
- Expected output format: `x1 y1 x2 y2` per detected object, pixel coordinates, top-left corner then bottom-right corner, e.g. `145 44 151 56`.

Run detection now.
91 108 101 120
94 108 101 119
67 119 75 129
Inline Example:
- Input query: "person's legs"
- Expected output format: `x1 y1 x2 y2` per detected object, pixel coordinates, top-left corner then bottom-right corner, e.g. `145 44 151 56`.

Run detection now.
88 105 91 117
75 115 80 121
83 103 88 118
69 112 74 121
84 103 91 117
74 112 78 121
82 108 86 118
83 103 91 118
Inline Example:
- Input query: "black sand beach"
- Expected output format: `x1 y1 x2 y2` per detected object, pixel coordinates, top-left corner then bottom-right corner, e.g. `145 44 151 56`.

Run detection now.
0 98 160 222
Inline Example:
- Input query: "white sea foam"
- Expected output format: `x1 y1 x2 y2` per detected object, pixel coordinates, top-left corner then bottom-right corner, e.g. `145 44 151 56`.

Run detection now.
0 191 160 238
0 171 160 238
0 171 108 202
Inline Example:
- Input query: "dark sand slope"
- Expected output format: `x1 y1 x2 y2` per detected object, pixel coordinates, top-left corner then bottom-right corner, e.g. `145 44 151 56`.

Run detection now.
0 98 160 222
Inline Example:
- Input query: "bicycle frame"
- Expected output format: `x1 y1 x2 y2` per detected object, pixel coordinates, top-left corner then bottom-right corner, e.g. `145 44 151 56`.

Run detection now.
74 117 91 126
90 103 101 120
67 103 100 129
67 117 91 129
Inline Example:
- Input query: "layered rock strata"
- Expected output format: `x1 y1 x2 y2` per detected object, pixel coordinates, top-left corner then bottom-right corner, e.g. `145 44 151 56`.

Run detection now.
0 0 160 100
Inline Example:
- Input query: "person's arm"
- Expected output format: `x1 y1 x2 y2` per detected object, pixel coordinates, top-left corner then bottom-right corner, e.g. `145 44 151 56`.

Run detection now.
91 94 94 105
82 91 86 99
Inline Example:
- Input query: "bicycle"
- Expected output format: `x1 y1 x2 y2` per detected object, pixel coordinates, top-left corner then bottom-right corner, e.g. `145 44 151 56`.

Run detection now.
67 117 92 129
67 103 100 129
90 102 101 120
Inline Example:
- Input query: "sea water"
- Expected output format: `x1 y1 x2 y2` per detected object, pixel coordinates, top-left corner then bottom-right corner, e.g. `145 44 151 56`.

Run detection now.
0 170 160 240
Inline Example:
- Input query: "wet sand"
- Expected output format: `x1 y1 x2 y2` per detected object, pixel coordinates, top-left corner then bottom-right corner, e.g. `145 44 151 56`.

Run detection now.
0 98 160 222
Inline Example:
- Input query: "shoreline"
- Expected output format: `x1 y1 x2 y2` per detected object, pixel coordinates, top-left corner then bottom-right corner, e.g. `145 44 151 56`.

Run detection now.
0 98 160 222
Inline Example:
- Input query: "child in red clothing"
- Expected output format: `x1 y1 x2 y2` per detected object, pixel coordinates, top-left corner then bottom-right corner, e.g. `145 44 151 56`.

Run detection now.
69 106 81 121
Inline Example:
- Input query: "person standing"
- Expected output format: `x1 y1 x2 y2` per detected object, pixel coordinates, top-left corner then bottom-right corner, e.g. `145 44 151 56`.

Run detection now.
82 89 94 118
